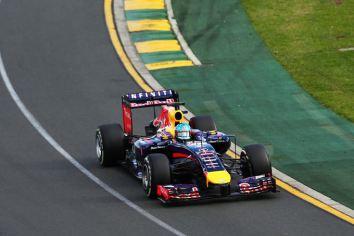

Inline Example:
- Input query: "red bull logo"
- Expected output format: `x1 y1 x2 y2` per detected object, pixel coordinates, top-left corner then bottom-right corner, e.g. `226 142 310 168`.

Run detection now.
153 106 171 128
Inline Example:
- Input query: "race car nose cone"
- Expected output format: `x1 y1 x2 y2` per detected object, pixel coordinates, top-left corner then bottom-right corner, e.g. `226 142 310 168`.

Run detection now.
205 170 231 186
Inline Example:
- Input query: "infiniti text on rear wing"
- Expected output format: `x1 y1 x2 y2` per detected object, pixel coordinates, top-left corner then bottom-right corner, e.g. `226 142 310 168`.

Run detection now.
122 89 179 108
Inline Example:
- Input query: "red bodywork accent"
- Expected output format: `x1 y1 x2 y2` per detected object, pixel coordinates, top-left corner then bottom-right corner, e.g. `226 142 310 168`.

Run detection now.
157 185 201 201
157 185 171 201
122 103 132 135
152 106 171 128
172 153 190 158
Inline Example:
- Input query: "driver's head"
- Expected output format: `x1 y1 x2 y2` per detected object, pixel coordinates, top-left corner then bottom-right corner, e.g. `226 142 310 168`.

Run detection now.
175 123 191 141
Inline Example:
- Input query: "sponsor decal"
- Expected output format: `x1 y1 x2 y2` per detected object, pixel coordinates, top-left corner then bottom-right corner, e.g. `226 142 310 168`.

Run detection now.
239 183 251 188
198 148 221 170
153 106 174 128
255 174 266 179
130 99 175 108
187 141 203 147
126 90 174 101
150 146 165 150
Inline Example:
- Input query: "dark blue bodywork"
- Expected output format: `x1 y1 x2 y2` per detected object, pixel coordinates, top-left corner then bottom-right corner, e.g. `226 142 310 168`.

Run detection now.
130 130 231 178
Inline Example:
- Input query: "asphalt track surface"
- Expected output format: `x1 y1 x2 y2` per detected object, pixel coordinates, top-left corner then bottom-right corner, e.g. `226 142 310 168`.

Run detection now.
0 0 352 235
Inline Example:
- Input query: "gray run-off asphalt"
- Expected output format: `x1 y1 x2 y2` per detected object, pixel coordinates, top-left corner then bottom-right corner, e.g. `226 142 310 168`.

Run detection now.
0 0 353 235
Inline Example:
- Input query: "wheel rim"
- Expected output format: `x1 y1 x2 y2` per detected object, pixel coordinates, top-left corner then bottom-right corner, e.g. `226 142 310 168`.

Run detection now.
96 132 103 163
142 163 151 194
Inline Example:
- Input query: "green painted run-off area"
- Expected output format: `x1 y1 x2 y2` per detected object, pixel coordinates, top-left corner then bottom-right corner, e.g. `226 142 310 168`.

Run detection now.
150 0 354 208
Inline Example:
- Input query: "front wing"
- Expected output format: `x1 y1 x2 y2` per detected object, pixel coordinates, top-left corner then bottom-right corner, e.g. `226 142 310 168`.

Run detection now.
157 175 276 204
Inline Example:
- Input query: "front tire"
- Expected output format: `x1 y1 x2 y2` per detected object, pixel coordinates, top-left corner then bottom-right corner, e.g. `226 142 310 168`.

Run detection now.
142 154 171 198
95 124 126 167
241 144 272 178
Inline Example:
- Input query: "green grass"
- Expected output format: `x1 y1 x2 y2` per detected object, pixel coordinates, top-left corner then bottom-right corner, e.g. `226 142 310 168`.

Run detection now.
242 0 354 122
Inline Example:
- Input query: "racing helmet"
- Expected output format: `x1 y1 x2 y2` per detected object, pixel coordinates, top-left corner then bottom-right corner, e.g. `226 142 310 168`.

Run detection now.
175 123 191 141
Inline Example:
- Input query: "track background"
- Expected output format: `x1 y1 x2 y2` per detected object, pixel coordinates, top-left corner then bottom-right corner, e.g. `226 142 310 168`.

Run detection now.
0 0 352 235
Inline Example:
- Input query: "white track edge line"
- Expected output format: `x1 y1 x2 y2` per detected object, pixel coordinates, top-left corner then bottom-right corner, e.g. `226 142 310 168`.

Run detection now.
113 1 354 218
165 0 202 66
0 53 186 236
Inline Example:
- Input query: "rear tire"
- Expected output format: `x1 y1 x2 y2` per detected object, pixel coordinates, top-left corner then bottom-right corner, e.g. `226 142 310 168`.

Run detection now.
241 144 272 178
189 115 217 131
95 124 126 167
142 154 171 199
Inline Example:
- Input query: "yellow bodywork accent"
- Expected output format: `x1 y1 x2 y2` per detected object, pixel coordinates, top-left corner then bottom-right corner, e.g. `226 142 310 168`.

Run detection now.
135 40 181 53
127 19 171 32
159 107 182 139
146 60 193 70
125 0 164 10
205 170 231 186
168 109 184 123
227 149 240 159
164 126 175 139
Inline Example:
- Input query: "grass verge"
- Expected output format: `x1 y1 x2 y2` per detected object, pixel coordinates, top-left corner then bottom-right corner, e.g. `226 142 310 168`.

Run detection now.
242 0 354 122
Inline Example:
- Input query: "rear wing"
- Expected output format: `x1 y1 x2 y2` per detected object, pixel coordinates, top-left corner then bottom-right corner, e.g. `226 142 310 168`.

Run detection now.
121 89 179 135
122 89 179 108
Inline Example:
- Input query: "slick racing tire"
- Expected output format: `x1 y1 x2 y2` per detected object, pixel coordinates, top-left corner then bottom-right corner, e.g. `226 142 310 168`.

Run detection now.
241 144 272 178
142 154 171 199
96 124 126 167
189 115 217 131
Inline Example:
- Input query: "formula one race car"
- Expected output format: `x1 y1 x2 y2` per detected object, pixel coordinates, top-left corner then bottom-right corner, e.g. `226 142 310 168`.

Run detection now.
95 89 276 203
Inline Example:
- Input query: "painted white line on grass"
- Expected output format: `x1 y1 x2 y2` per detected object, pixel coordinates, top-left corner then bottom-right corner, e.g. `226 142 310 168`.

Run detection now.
0 53 186 236
338 47 354 52
165 0 202 66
